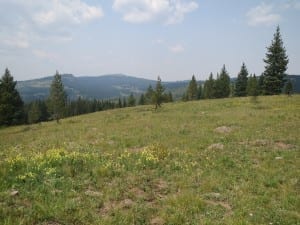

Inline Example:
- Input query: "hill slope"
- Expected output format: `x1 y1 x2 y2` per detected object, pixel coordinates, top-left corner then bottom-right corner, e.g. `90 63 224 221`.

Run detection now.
0 96 299 224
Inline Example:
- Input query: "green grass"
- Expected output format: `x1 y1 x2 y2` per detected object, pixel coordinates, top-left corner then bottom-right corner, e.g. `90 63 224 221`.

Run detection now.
0 95 299 225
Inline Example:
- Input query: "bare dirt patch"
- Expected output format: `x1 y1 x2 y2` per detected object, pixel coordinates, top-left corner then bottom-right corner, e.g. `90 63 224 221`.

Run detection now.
150 217 165 225
275 142 295 150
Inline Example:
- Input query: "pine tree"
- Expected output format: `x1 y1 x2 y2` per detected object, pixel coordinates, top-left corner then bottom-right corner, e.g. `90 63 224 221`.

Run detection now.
235 63 249 97
0 68 24 126
48 71 67 123
263 26 289 95
284 79 293 96
153 76 165 109
217 65 231 98
203 73 215 99
187 75 198 100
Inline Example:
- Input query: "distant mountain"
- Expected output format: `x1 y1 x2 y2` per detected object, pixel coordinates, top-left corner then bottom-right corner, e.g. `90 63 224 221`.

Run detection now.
16 74 300 102
17 74 189 102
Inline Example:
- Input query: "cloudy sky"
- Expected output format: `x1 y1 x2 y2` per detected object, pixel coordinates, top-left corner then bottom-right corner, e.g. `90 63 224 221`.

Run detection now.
0 0 299 81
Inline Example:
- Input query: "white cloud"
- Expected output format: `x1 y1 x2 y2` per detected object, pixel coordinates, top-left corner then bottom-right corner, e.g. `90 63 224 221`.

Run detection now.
33 0 103 26
113 0 198 24
0 0 103 49
169 44 184 53
246 3 281 26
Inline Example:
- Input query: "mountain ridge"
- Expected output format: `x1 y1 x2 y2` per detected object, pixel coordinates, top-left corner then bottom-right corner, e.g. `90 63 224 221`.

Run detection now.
16 74 300 102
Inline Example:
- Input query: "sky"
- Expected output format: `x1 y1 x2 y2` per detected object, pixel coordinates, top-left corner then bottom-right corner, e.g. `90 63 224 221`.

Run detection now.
0 0 299 81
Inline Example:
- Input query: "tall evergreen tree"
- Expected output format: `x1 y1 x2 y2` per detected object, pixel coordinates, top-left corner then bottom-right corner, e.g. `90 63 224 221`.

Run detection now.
187 75 198 100
235 62 249 97
153 76 165 109
216 65 231 98
48 71 67 123
203 73 215 99
0 68 24 126
263 26 289 95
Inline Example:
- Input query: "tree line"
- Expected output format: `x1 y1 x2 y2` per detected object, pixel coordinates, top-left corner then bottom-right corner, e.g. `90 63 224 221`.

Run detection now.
184 26 293 101
0 26 294 126
0 70 172 125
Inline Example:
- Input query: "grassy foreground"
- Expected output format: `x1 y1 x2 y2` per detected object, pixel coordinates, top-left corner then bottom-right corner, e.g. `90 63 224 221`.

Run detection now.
0 95 299 225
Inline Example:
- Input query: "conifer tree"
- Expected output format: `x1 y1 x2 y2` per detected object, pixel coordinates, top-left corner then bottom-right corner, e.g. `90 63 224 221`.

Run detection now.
0 68 24 126
153 76 165 109
263 26 289 95
235 63 249 97
187 75 198 100
48 71 67 123
214 66 231 98
217 65 231 98
203 73 215 99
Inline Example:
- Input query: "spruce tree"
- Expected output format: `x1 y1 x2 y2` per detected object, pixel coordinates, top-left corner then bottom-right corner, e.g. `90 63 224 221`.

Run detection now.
215 65 230 98
263 26 289 95
48 71 67 123
153 76 165 109
0 68 24 126
235 63 249 97
187 75 198 100
203 73 215 99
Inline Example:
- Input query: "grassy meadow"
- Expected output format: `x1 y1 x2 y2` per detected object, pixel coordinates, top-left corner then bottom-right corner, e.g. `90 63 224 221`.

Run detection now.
0 95 299 225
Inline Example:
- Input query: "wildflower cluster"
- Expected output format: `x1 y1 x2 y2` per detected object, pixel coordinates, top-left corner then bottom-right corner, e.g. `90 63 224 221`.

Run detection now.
138 143 169 168
4 148 96 184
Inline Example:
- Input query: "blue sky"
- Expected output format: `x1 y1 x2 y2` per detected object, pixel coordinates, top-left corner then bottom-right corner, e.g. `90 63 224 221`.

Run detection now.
0 0 299 81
